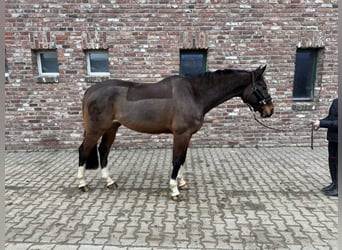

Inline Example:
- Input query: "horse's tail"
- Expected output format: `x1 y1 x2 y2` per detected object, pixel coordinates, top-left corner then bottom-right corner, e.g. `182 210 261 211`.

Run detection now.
79 140 99 170
85 145 99 170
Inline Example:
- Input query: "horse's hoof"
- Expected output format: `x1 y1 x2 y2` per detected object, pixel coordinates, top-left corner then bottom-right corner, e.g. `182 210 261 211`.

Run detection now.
79 185 90 192
171 195 182 202
106 182 118 190
179 183 189 190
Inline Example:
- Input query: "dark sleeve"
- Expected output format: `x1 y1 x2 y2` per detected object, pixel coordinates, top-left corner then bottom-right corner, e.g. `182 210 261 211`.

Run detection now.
319 99 338 130
320 119 338 130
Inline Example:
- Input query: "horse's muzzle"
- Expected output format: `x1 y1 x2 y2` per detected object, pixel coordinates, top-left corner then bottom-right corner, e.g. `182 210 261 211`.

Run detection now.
260 103 274 118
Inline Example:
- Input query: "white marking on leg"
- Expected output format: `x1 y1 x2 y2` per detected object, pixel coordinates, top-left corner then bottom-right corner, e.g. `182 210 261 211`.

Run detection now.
176 166 187 187
101 168 114 186
169 178 179 197
78 166 87 187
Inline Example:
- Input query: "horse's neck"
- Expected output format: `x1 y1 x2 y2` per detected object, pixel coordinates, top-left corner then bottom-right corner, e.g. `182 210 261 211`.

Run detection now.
192 73 249 114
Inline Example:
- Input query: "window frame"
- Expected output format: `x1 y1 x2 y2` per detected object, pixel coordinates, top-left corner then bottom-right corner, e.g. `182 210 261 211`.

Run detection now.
179 49 207 77
292 48 320 101
86 50 110 76
36 50 59 77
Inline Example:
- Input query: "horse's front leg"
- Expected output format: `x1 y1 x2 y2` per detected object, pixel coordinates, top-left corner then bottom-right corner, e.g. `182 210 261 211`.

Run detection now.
170 133 191 201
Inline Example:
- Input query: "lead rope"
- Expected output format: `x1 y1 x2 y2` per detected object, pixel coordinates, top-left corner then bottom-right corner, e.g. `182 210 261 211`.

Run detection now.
252 113 314 150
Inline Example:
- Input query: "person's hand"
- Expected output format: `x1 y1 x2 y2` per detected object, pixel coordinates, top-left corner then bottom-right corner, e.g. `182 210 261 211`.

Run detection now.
311 120 320 130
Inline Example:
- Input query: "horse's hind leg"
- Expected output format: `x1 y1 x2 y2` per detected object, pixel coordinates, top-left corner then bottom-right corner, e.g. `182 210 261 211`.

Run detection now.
177 166 189 190
99 123 121 189
78 134 101 191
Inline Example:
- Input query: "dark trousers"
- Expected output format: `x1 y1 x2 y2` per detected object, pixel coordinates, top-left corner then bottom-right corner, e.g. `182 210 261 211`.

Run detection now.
328 141 338 162
328 141 338 185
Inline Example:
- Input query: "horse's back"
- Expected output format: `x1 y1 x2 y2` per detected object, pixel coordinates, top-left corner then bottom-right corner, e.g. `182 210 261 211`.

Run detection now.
84 79 136 97
83 76 190 101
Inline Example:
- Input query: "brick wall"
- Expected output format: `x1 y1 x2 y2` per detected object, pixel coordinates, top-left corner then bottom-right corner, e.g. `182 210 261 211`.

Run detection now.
5 1 338 150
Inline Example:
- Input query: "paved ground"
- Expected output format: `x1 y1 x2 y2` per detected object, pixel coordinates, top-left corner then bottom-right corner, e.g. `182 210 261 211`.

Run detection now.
5 147 338 250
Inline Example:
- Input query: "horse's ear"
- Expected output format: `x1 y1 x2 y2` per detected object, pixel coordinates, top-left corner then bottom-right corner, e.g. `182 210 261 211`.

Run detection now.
254 65 267 78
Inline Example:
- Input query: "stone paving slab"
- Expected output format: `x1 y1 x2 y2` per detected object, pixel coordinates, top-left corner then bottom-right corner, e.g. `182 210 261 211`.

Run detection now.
5 147 338 249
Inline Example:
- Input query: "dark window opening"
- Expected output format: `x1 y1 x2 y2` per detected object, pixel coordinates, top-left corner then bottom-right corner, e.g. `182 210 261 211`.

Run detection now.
86 50 109 75
5 58 8 76
293 48 320 100
180 49 207 77
37 50 59 75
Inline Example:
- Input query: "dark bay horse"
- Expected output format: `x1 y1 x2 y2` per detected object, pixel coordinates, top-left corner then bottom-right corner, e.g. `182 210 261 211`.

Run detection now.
78 65 274 201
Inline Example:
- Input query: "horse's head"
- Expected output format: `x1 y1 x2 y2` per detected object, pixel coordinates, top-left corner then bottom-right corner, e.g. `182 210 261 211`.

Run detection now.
242 65 274 118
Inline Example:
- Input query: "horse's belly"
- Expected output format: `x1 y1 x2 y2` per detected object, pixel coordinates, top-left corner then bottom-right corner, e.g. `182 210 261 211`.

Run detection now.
125 123 171 134
117 104 173 134
120 118 172 134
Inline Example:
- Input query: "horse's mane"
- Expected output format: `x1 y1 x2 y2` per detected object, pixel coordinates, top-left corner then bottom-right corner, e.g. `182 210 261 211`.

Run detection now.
185 68 249 97
188 69 247 79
